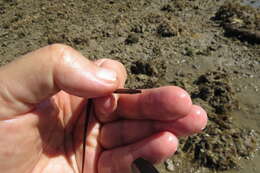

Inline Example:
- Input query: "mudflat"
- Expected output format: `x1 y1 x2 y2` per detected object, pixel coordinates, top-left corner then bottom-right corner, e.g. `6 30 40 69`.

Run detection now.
0 0 259 173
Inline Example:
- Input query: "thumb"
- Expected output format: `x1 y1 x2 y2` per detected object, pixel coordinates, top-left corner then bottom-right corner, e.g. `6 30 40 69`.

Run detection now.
0 44 119 118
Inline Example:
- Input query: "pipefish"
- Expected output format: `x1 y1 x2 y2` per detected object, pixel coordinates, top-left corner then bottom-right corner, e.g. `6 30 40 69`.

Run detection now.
81 88 159 173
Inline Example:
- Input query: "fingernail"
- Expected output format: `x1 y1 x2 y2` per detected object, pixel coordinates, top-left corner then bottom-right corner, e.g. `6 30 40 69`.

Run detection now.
101 94 117 116
194 106 207 131
103 96 112 110
96 68 117 82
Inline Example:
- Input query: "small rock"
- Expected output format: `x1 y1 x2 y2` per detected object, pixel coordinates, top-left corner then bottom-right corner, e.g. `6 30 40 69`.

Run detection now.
125 33 139 44
161 4 174 12
130 61 153 76
164 159 175 172
157 22 178 37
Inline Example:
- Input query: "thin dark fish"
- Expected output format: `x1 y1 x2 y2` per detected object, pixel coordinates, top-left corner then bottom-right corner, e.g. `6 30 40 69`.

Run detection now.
81 98 93 173
81 88 142 173
114 88 142 94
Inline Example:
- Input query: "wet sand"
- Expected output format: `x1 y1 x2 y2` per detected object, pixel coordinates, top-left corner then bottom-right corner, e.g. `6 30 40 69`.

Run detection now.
0 0 259 172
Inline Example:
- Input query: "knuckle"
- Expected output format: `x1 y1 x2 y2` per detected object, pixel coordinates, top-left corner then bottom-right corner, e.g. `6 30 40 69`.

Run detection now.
48 43 72 53
48 43 75 62
46 44 79 80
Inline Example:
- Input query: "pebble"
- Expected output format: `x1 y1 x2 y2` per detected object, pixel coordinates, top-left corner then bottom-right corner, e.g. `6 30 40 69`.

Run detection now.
164 159 175 172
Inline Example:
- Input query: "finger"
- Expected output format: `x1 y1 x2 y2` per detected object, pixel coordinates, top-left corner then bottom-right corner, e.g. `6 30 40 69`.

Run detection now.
100 105 207 149
98 132 178 173
155 105 207 136
116 86 192 121
93 59 127 122
0 44 120 118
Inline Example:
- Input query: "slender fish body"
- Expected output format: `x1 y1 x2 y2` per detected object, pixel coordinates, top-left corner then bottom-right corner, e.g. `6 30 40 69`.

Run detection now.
82 89 160 173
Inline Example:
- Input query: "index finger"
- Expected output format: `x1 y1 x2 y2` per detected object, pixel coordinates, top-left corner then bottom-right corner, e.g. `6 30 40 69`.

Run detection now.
116 86 192 121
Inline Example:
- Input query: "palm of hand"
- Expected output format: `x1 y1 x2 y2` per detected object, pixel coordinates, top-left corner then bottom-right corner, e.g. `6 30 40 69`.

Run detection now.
0 92 88 172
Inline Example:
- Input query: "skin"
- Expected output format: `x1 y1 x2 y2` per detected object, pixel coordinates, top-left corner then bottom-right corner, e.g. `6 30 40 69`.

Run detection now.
0 44 207 173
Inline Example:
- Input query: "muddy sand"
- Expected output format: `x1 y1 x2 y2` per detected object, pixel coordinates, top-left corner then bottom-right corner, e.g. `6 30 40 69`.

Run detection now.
0 0 259 173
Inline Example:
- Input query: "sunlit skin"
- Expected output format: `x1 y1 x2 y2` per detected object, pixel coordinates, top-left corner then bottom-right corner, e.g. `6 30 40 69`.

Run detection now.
0 44 207 173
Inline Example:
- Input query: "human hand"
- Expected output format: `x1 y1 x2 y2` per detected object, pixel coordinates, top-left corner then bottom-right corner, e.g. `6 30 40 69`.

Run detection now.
0 44 207 173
